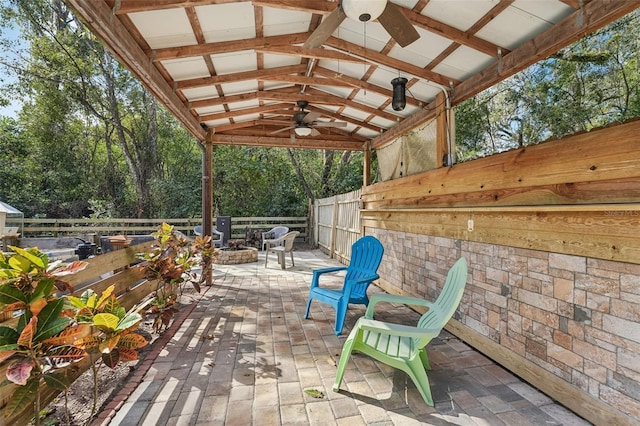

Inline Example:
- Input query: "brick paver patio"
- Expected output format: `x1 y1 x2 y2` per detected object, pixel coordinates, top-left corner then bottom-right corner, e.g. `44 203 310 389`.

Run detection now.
95 248 590 425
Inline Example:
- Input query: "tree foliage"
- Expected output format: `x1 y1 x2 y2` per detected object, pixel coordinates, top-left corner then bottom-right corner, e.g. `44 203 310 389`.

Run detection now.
0 0 364 220
456 10 640 160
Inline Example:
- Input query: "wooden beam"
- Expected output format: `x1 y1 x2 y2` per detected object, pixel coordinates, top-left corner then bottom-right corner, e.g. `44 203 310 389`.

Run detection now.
370 0 640 150
305 105 381 131
257 46 369 64
405 9 508 58
150 33 311 61
176 64 307 89
198 102 290 122
258 74 355 88
188 87 300 110
66 0 206 141
259 88 401 123
313 66 421 107
251 0 335 14
452 0 640 105
107 0 244 14
211 133 365 151
325 37 458 87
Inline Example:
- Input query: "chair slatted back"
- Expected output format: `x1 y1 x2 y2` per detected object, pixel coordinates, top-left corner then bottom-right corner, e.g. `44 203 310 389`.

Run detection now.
345 236 384 298
415 257 468 345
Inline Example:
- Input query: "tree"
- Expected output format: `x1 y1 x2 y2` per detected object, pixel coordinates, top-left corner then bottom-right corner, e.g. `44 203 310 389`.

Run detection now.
288 148 364 203
455 10 640 161
1 0 165 217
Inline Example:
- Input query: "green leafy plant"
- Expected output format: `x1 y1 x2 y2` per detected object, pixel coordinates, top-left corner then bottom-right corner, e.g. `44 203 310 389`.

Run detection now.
0 247 89 423
136 223 216 333
67 285 148 368
0 247 150 425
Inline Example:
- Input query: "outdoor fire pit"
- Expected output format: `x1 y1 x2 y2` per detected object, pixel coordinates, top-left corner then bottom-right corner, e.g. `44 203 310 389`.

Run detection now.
215 239 258 265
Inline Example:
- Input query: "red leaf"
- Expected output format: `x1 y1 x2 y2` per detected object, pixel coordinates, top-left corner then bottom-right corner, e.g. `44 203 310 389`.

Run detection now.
118 333 148 349
50 260 88 277
118 347 139 361
17 317 37 348
102 348 120 369
6 358 36 386
42 324 91 346
4 301 26 312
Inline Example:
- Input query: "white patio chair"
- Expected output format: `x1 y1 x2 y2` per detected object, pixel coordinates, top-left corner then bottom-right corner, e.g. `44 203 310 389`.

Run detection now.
261 226 289 250
264 231 299 269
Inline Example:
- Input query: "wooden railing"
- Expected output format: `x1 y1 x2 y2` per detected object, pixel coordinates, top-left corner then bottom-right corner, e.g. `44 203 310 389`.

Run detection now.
5 217 309 240
0 241 155 425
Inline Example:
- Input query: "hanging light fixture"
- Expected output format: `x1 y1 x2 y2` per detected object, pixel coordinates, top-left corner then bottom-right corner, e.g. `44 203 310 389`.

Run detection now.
391 77 407 111
342 0 387 22
294 125 312 137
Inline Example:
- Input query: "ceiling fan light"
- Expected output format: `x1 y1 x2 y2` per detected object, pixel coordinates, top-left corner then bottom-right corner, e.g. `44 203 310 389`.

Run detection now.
342 0 387 22
391 77 408 111
294 125 312 137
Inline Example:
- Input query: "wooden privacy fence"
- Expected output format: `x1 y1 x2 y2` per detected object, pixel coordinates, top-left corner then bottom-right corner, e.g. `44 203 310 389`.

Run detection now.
312 189 361 263
0 241 155 425
6 217 308 241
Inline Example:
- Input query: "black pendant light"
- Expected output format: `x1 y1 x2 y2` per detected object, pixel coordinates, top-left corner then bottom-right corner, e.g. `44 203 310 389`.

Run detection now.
391 77 407 111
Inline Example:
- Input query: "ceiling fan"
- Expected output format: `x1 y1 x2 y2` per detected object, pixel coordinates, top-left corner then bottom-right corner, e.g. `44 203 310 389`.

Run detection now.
270 100 347 137
303 0 420 49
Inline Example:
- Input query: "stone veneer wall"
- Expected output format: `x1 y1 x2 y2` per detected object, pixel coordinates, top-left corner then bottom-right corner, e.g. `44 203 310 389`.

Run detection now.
369 228 640 419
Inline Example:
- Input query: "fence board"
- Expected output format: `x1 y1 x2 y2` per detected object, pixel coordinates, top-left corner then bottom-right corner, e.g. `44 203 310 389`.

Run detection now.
5 217 309 241
313 189 361 262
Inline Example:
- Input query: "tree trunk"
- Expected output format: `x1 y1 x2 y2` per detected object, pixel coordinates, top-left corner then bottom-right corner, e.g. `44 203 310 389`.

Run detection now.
287 148 315 202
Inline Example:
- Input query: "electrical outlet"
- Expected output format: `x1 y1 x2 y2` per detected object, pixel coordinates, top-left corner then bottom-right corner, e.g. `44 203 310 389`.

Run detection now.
467 219 474 231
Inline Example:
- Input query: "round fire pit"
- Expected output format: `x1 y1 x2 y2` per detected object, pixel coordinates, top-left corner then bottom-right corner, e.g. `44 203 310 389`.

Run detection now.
215 246 258 265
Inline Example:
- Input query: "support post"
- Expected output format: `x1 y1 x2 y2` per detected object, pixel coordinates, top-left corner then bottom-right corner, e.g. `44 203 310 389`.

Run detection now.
202 130 214 286
435 91 448 167
363 140 371 187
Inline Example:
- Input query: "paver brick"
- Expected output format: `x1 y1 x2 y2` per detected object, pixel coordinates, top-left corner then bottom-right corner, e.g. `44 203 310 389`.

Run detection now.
107 249 591 426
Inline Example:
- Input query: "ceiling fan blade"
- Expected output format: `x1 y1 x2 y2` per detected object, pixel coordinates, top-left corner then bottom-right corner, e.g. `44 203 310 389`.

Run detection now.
303 7 347 49
378 3 420 48
269 125 295 135
314 121 347 128
302 111 321 123
310 128 321 137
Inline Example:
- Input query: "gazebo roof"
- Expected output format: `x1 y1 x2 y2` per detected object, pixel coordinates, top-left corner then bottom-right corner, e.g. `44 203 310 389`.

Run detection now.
0 201 22 215
64 1 639 150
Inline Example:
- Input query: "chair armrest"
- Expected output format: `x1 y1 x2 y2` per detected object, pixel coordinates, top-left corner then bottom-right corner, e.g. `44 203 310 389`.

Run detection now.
365 293 434 318
310 266 348 289
343 274 379 294
357 318 440 339
312 266 347 276
354 274 379 284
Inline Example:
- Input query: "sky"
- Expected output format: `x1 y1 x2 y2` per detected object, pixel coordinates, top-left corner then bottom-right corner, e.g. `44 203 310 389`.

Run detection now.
0 15 26 118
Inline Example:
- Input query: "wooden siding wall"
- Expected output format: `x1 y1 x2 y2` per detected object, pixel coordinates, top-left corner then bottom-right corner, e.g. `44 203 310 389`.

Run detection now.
361 119 640 426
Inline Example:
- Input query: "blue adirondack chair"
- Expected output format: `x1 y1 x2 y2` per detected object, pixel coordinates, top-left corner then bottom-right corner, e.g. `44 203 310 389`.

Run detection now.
332 257 468 406
304 235 384 335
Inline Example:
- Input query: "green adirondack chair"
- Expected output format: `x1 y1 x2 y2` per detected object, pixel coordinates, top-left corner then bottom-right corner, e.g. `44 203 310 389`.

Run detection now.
332 257 468 406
